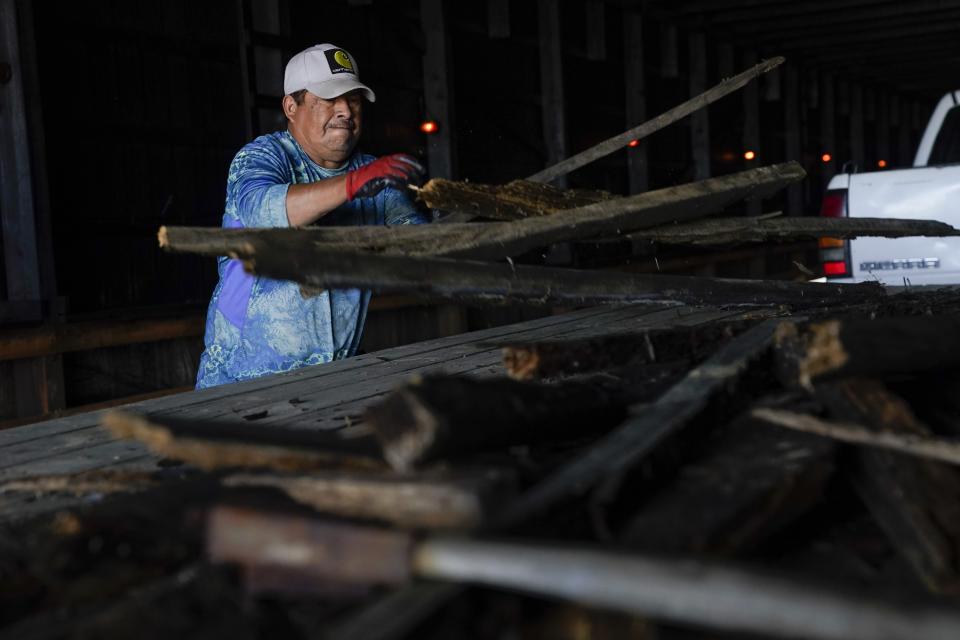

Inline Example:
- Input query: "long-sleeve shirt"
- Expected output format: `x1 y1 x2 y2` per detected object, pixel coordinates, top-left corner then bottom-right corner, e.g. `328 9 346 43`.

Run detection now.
196 130 427 389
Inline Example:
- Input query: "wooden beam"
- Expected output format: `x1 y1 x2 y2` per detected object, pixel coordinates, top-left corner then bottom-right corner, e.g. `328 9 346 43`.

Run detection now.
366 374 634 471
208 508 960 640
0 315 204 362
487 320 775 526
420 0 456 179
816 380 960 595
763 64 780 102
527 56 783 184
820 73 836 185
223 470 514 530
688 32 710 181
498 322 745 381
659 22 678 78
877 92 891 167
717 0 960 31
487 0 510 38
850 84 865 168
165 161 809 263
585 1 605 61
416 178 613 221
628 216 960 246
784 66 802 215
620 416 835 554
238 244 882 310
742 51 761 215
754 408 960 468
103 410 383 472
774 317 960 390
538 0 568 188
623 10 648 193
898 96 914 166
717 42 735 79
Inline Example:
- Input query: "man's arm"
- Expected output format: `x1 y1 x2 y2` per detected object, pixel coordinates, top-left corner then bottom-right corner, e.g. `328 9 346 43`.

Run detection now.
285 154 425 227
285 176 348 227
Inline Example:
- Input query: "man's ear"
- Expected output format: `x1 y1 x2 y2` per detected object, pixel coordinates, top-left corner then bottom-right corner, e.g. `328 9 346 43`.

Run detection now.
282 95 298 121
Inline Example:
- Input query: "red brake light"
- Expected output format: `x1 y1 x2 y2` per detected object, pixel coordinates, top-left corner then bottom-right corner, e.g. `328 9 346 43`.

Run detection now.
819 190 847 218
823 261 848 276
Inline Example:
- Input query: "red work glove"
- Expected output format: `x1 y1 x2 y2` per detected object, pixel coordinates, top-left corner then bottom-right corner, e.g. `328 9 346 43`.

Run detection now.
344 154 425 201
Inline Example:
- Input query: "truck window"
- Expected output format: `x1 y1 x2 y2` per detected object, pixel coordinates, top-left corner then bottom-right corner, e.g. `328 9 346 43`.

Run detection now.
929 106 960 165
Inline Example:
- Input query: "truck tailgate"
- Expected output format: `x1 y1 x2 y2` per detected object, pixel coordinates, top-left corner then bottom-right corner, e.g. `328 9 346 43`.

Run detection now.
847 165 960 285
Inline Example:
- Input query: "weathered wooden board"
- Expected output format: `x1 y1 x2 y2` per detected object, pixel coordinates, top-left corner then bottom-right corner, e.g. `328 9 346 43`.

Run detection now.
162 161 807 262
775 317 960 388
630 216 960 246
490 319 781 529
619 417 836 554
0 306 750 517
817 379 960 595
415 178 614 221
240 246 882 309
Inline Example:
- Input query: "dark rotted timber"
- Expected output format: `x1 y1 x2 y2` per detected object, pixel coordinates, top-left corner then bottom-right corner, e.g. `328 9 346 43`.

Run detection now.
526 57 784 184
237 242 883 309
619 416 836 554
498 320 755 380
222 469 515 530
489 319 781 530
103 411 383 472
816 379 960 595
206 506 960 640
160 161 807 262
629 216 960 246
775 316 960 388
159 215 960 264
364 369 682 472
415 178 614 221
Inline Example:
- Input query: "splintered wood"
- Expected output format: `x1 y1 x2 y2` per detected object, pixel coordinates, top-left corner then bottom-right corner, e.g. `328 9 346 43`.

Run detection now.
415 178 614 221
16 48 960 639
8 293 960 639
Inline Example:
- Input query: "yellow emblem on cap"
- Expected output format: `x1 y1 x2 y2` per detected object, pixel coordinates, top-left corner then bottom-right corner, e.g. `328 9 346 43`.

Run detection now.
333 50 353 70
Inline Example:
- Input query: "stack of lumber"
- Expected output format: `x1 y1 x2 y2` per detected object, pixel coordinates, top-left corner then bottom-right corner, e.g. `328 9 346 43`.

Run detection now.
8 56 960 640
5 291 960 639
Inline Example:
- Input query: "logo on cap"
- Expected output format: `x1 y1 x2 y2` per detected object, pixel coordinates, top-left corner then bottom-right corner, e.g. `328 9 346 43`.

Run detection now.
325 49 355 75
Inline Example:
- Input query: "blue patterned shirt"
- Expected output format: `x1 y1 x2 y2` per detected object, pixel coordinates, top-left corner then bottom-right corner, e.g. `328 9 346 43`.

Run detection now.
196 130 427 389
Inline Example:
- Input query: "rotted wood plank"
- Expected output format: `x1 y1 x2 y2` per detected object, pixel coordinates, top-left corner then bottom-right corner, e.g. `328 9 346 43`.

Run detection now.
161 161 808 262
754 407 960 466
498 318 759 380
817 379 960 595
365 369 681 471
223 469 515 530
489 319 782 529
618 416 835 554
775 316 960 389
629 216 960 247
208 508 960 640
237 242 884 309
103 411 383 472
526 56 783 184
415 178 613 221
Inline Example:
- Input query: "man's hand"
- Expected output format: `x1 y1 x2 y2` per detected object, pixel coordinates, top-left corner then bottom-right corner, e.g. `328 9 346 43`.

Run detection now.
345 154 424 201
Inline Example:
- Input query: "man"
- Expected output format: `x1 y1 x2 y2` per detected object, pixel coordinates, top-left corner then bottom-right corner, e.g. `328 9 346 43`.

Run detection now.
196 43 428 389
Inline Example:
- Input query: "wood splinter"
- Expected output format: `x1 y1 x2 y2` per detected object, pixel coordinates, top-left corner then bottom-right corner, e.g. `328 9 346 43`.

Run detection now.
775 316 960 389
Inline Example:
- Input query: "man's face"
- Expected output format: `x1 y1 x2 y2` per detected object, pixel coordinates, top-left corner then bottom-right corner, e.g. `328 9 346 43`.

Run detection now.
284 90 364 168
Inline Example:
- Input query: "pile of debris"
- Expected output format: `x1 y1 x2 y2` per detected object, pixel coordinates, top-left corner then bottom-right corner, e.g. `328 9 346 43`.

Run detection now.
6 56 960 639
5 291 960 639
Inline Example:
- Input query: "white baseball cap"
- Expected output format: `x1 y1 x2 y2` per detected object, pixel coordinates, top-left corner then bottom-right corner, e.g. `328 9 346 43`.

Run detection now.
283 43 376 102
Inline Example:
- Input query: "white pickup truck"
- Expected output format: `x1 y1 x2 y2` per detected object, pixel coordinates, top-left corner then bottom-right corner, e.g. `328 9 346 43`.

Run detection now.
820 90 960 285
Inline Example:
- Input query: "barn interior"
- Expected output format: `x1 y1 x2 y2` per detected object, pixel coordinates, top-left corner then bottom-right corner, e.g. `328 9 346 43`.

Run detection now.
2 1 960 638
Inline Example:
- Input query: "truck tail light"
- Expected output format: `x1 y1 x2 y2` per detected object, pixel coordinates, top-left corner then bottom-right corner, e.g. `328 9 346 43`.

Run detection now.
818 189 851 278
